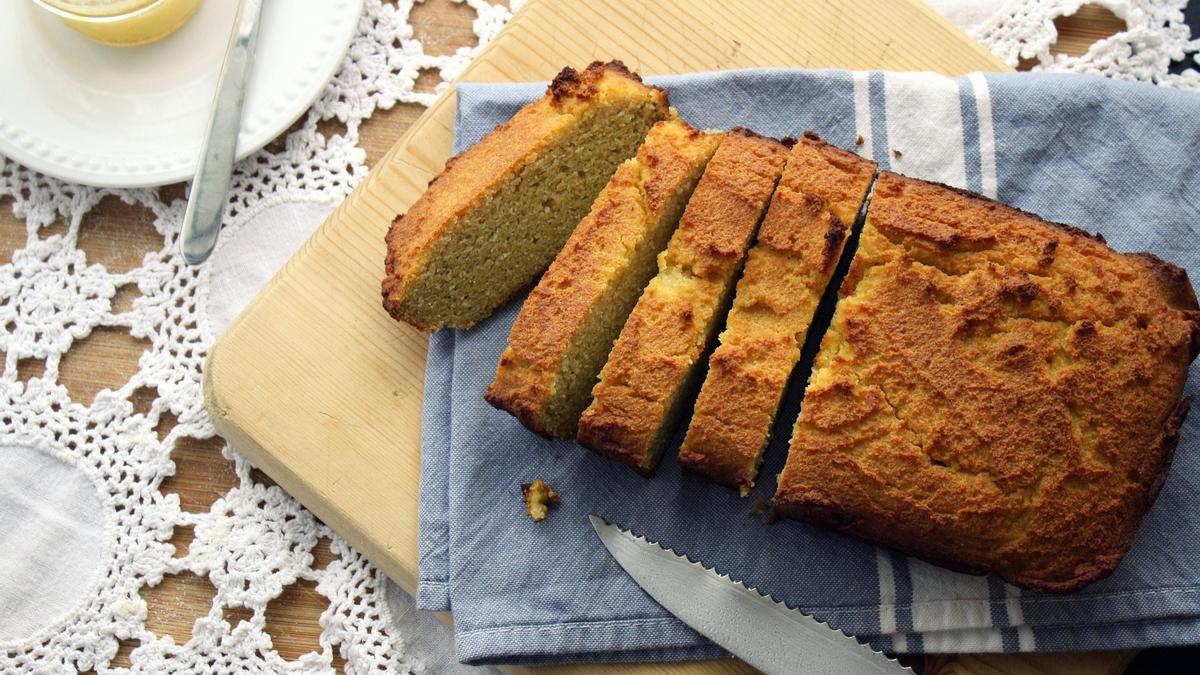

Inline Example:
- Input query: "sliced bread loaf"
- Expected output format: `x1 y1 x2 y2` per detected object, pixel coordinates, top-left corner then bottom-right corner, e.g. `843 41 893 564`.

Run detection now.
576 128 790 473
486 119 723 438
679 132 876 494
382 61 670 331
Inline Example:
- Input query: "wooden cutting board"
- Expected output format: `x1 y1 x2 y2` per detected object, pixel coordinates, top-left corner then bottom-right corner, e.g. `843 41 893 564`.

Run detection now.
204 1 1009 672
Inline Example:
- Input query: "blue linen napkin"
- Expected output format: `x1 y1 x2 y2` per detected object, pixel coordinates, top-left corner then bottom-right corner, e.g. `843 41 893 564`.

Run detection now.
416 69 1200 664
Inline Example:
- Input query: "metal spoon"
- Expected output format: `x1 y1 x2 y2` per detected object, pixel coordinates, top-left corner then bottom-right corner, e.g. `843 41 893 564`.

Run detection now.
179 0 264 265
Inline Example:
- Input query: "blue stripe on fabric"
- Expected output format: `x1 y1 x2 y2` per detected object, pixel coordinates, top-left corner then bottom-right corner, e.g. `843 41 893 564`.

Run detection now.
868 71 891 171
890 552 927 651
1028 617 1200 652
1002 627 1021 652
958 77 984 194
987 575 1011 628
892 551 914 631
907 632 925 652
873 634 894 654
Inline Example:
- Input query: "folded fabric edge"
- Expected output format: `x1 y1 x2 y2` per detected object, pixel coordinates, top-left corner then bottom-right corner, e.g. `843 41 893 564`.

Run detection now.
416 579 451 612
477 645 728 667
1014 586 1200 625
870 625 1030 654
874 615 1200 654
880 584 1200 635
456 614 1200 664
453 616 726 665
417 328 456 613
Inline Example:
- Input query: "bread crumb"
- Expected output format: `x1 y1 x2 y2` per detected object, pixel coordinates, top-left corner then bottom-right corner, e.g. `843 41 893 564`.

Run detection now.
749 497 779 523
521 479 560 522
892 148 903 159
855 134 864 146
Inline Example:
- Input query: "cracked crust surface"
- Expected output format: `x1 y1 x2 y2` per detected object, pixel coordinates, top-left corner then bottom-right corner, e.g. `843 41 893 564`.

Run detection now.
486 119 722 438
577 128 790 473
382 61 668 331
775 172 1200 592
680 133 876 494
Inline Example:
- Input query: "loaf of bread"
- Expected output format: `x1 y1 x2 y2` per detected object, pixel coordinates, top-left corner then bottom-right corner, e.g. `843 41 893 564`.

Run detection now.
774 172 1200 592
382 61 670 331
577 128 791 473
679 133 875 495
486 119 723 438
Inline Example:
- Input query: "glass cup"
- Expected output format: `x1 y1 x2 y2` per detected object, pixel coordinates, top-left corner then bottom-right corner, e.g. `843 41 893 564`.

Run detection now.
30 0 205 47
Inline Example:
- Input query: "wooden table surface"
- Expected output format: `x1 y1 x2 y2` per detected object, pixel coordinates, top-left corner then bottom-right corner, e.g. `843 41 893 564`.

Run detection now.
0 3 1149 673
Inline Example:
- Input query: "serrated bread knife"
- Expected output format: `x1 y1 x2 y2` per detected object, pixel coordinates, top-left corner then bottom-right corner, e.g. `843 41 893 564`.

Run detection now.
589 515 911 675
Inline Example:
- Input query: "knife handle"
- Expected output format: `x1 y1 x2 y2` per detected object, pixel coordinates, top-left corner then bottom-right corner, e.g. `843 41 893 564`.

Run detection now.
180 0 264 265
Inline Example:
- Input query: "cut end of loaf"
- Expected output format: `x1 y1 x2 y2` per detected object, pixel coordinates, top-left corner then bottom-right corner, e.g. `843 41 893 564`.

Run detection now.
382 61 669 332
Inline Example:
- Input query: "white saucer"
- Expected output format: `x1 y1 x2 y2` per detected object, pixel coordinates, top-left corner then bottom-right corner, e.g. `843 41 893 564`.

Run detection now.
0 0 363 187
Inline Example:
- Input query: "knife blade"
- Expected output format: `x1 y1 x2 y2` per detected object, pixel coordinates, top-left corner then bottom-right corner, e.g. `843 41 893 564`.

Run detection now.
589 515 911 675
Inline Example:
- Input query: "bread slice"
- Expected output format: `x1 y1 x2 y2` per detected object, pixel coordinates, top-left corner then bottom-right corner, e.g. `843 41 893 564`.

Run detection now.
775 171 1200 592
486 119 723 438
679 133 876 495
382 61 670 331
577 129 791 473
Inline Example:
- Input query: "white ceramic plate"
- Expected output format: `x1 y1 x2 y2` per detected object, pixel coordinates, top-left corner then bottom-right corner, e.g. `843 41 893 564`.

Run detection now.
0 0 363 187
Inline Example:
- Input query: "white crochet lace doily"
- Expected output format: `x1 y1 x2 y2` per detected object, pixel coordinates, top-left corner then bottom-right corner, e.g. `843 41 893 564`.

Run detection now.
0 1 1195 673
930 0 1200 89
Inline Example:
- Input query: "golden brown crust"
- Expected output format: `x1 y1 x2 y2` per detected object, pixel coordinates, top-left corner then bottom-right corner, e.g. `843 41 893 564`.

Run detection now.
549 60 664 106
577 131 790 472
775 171 1200 592
680 134 876 493
485 119 722 437
381 61 668 331
664 134 791 278
1144 397 1189 514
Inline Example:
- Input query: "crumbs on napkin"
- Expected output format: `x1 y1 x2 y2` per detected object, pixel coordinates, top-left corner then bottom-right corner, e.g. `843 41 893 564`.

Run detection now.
521 479 560 523
750 497 780 524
